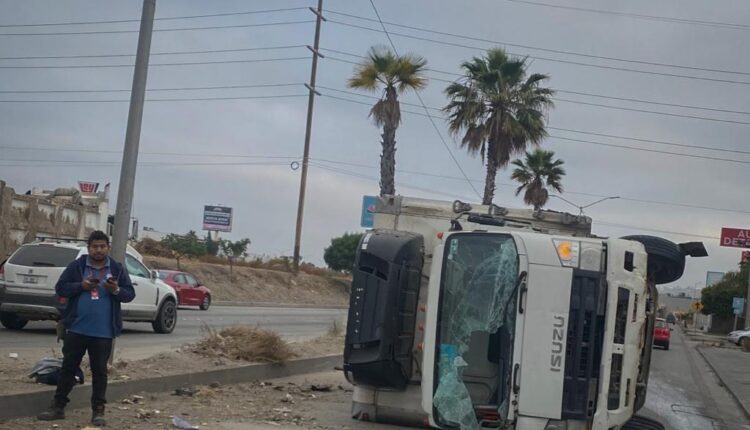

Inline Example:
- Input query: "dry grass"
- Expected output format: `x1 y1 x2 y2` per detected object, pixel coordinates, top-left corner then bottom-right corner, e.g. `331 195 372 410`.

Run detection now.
190 326 297 363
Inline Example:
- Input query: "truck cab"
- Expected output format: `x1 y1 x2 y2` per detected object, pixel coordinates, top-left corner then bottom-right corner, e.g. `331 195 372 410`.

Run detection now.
343 196 706 430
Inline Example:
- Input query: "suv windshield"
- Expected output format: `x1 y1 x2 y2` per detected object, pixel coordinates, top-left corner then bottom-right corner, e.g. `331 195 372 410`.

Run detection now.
434 233 519 428
8 245 79 267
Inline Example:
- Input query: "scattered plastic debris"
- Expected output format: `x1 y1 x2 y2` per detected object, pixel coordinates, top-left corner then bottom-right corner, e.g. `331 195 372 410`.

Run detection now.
172 416 199 430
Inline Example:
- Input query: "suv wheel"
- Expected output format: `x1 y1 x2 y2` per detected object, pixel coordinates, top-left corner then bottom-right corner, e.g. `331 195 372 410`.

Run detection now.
0 312 29 330
200 295 211 311
152 300 176 334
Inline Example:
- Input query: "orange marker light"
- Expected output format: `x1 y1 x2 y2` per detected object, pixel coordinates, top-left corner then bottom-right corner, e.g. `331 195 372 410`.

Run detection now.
437 232 444 240
419 304 427 312
416 342 424 352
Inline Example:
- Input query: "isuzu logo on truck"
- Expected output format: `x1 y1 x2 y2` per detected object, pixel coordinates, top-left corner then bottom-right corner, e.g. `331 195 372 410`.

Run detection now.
550 314 566 372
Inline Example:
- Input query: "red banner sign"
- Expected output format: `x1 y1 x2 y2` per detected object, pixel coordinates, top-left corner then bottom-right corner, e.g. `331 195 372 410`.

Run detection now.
720 227 750 249
78 181 99 194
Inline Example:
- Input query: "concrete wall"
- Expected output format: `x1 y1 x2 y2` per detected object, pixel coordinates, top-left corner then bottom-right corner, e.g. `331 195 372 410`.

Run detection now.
0 180 108 259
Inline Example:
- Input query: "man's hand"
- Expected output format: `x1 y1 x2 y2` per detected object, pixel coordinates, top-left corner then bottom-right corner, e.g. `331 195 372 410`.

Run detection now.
104 277 119 294
81 278 96 291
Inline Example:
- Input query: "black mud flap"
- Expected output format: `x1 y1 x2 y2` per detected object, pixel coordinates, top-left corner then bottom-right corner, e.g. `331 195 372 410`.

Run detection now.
344 230 424 390
622 415 666 430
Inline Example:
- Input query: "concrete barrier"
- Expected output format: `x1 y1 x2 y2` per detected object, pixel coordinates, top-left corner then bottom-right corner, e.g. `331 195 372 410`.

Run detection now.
0 355 342 421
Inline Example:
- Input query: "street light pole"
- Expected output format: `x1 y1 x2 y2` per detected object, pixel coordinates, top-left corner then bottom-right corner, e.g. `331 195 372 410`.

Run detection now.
292 0 324 273
111 0 155 262
550 195 620 216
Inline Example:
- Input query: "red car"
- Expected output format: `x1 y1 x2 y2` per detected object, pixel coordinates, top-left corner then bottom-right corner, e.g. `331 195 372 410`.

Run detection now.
158 270 212 310
653 318 671 350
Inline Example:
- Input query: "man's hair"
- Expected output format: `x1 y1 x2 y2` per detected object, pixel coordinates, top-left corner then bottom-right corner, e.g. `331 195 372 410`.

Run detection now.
87 230 110 246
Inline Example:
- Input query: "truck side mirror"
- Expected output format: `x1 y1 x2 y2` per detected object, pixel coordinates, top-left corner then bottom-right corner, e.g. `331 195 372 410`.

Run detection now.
150 270 158 280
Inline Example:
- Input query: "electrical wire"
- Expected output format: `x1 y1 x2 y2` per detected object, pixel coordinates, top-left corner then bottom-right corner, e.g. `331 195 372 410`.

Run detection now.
0 45 307 60
0 20 314 36
0 83 303 94
0 56 310 70
0 94 307 103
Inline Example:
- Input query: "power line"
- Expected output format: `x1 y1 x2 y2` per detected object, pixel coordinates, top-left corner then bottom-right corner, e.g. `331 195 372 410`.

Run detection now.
0 94 307 103
0 20 314 36
0 146 299 159
555 98 750 126
327 19 750 86
503 0 750 31
0 56 310 70
0 7 310 28
550 134 750 165
326 9 750 76
0 45 306 60
0 159 294 167
365 0 482 200
0 83 303 94
324 48 750 117
309 162 731 240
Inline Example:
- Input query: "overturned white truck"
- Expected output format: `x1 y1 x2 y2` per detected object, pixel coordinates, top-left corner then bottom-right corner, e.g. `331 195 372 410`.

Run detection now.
343 196 706 430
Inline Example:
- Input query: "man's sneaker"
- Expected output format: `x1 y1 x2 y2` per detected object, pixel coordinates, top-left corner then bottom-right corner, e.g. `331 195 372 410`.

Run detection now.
37 405 65 421
91 407 106 427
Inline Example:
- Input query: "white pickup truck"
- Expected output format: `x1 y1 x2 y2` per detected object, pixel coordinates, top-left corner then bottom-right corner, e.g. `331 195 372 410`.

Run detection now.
0 239 178 333
343 196 706 430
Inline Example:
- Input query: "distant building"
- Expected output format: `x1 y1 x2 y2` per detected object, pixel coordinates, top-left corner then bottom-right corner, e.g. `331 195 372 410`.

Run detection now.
660 295 698 316
140 226 167 242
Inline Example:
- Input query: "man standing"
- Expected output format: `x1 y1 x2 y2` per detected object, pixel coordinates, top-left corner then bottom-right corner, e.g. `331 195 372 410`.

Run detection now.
38 230 135 427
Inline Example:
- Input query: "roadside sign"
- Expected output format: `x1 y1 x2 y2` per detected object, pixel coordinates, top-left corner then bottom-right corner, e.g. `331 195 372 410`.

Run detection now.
705 271 724 287
202 205 232 232
692 302 704 313
733 297 745 315
78 181 99 194
361 195 378 228
742 251 750 264
720 227 750 248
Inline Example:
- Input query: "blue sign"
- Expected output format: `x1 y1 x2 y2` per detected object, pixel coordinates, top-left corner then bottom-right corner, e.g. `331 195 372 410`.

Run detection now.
733 297 745 315
361 195 378 228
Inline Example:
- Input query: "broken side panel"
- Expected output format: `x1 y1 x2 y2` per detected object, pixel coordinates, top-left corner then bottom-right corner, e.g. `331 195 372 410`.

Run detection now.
344 230 424 390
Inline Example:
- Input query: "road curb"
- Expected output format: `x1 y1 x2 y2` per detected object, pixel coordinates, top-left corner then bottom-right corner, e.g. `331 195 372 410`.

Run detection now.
696 346 750 420
212 301 348 310
0 354 342 422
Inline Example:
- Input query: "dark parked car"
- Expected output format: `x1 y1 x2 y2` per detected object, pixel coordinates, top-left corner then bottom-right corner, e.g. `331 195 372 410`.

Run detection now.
158 270 211 310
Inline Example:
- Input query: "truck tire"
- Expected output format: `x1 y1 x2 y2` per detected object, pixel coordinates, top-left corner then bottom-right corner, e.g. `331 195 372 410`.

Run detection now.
0 312 28 330
622 415 666 430
152 299 177 334
664 341 670 351
741 337 750 352
621 235 685 284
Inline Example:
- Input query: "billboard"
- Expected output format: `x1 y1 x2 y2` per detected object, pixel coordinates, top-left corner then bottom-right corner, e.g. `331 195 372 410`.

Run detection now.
202 205 232 232
78 181 99 194
705 271 725 287
720 227 750 248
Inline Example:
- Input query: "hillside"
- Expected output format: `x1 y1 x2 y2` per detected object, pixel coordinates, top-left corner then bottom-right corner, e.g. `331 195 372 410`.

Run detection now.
143 256 350 307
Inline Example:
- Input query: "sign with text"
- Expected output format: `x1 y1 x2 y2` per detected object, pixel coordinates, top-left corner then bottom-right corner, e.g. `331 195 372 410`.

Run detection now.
78 181 99 194
742 251 750 264
361 195 378 228
706 271 725 287
202 206 232 232
720 227 750 248
733 297 746 316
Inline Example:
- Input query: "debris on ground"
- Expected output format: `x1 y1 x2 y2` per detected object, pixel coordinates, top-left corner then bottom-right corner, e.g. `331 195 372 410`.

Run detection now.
189 326 297 363
8 353 19 359
174 387 197 397
310 383 332 392
172 415 199 429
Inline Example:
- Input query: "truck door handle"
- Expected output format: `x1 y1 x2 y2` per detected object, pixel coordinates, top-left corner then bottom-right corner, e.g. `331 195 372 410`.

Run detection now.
517 271 528 314
513 363 520 394
132 282 138 286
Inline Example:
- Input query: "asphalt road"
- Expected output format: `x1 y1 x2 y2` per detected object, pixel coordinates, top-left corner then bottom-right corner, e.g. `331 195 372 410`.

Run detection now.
0 305 348 360
638 328 749 430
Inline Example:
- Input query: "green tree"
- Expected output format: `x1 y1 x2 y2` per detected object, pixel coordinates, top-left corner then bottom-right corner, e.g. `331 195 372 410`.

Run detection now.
348 46 427 196
161 231 206 269
205 233 220 256
701 264 748 318
220 238 251 279
324 233 364 272
444 48 555 205
511 149 565 211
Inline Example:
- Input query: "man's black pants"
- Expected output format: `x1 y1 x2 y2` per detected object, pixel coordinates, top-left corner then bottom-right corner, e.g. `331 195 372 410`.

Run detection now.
54 332 113 410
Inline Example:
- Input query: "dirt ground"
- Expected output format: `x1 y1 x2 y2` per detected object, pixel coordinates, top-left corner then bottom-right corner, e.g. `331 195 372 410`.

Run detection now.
0 371 361 430
0 333 344 396
143 256 350 306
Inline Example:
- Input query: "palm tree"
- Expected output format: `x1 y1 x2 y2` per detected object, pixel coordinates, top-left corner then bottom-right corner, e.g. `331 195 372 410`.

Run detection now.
444 48 554 205
511 149 565 212
348 46 427 196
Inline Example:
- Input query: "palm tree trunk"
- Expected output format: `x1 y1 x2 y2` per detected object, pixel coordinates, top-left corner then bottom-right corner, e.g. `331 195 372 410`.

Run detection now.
483 142 498 205
380 124 397 196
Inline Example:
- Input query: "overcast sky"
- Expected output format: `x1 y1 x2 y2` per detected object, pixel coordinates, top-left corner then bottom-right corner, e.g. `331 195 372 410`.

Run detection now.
1 0 749 290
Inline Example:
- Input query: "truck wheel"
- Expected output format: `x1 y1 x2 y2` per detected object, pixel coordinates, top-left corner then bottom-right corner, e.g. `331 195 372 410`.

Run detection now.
0 312 28 330
664 342 670 351
741 337 750 352
622 415 666 430
621 235 685 284
152 300 177 334
200 295 211 311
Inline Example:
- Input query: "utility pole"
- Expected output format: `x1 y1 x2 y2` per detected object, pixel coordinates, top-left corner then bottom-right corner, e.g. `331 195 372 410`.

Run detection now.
292 0 324 273
111 0 156 262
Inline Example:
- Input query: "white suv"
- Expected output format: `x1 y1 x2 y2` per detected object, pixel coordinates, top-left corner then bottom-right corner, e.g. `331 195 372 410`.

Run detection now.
0 240 178 333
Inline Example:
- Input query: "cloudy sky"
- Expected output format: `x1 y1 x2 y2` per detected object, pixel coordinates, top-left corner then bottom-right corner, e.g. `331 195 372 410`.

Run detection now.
1 0 749 290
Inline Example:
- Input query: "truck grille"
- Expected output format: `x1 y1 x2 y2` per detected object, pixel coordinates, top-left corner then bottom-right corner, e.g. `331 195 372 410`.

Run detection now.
561 269 606 420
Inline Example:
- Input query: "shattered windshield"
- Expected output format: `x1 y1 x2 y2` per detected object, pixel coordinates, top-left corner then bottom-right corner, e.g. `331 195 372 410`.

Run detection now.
434 233 519 430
